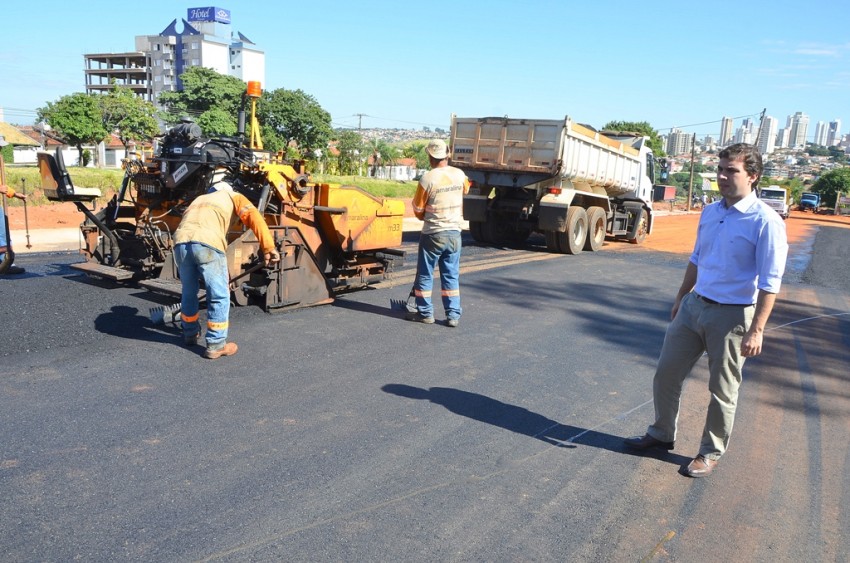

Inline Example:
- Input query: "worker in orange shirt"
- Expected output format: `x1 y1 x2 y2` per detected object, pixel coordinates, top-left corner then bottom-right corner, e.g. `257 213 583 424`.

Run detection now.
173 166 280 359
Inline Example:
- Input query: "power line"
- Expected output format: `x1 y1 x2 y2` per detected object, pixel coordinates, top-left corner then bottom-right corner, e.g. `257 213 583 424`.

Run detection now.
662 111 763 133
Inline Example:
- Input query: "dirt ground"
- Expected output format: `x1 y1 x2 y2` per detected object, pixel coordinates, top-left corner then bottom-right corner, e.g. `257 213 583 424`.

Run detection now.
5 200 850 254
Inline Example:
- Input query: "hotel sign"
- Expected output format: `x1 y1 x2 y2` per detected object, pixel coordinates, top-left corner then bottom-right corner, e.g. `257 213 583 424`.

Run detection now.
187 7 231 24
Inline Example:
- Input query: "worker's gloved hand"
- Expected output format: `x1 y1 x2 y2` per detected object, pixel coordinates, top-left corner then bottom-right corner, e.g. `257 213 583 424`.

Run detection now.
264 250 281 266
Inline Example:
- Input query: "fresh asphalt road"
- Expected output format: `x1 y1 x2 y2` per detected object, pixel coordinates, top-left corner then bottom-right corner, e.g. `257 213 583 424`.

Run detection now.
1 232 849 562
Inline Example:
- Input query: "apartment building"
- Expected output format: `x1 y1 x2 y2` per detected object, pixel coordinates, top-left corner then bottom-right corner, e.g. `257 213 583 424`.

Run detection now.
84 7 264 106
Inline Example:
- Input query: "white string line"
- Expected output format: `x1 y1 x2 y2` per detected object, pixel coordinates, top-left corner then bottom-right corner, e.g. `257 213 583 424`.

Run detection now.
549 309 850 445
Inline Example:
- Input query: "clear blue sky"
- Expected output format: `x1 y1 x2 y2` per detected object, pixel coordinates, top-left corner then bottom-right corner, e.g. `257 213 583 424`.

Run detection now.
1 1 847 141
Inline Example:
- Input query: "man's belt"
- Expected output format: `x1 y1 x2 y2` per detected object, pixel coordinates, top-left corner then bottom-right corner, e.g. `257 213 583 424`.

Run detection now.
694 293 753 307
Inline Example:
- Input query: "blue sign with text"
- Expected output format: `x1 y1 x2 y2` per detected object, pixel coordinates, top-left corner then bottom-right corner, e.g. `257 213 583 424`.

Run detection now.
187 7 231 24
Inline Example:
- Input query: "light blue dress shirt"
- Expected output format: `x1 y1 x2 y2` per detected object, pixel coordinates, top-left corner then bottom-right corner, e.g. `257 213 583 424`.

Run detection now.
690 190 788 305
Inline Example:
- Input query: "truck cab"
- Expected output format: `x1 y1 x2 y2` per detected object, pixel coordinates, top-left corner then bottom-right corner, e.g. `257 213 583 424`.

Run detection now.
799 192 821 213
759 185 789 219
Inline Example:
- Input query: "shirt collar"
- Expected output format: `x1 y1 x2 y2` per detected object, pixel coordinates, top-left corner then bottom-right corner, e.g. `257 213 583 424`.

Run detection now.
723 190 758 213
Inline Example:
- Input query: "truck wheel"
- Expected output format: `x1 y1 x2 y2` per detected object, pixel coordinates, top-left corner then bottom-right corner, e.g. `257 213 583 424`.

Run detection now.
545 231 560 252
583 206 606 251
483 220 529 245
557 207 588 254
629 209 648 245
469 221 487 243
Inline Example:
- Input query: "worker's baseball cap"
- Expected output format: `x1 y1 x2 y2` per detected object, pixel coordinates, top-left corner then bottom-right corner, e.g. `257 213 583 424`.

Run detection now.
0 135 8 147
426 139 448 160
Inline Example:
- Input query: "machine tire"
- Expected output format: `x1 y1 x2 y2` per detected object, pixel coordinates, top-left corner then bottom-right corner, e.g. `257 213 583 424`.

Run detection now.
629 209 648 245
583 206 606 252
556 207 588 255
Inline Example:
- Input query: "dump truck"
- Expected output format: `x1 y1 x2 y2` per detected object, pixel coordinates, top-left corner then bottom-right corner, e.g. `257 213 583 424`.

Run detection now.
759 185 789 219
40 82 404 312
450 115 657 254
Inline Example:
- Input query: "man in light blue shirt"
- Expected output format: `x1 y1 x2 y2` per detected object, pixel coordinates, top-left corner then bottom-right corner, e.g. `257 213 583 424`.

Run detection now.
625 143 788 478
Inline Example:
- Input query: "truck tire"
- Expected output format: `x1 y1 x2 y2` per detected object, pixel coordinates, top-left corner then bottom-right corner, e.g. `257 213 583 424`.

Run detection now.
483 219 529 246
583 206 606 252
545 231 560 252
556 207 588 254
469 221 487 242
629 209 648 245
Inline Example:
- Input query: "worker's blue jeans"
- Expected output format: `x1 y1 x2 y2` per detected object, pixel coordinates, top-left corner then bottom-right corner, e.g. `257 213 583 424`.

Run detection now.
413 230 462 320
174 242 231 350
0 211 7 250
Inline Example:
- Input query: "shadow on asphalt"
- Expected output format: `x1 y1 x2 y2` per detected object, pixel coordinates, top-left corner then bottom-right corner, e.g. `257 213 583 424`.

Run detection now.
331 294 407 319
94 305 183 346
382 384 691 466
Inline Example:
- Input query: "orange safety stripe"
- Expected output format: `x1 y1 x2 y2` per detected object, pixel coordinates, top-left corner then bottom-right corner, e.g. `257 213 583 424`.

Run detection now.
441 289 460 297
182 312 200 323
413 289 428 298
207 320 229 331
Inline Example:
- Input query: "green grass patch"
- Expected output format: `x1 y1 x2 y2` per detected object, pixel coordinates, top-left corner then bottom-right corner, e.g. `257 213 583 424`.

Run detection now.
2 165 124 206
312 174 417 199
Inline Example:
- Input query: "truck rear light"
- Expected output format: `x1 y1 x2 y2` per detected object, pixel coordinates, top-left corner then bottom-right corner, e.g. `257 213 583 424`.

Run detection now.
548 187 562 195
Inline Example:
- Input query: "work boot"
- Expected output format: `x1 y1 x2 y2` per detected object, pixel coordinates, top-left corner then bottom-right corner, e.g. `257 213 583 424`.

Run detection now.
183 333 200 347
405 311 435 324
204 342 238 359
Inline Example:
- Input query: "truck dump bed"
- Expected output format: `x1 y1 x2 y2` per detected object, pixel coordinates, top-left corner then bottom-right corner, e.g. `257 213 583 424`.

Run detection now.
450 116 644 197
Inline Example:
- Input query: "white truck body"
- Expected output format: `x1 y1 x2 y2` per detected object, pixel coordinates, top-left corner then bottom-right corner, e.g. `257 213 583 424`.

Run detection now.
450 115 656 254
759 185 789 219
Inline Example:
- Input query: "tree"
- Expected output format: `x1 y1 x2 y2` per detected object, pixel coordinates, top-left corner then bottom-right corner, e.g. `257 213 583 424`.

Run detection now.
99 85 160 153
369 139 400 176
403 141 429 169
811 167 850 208
335 130 365 175
38 93 109 166
257 88 333 157
601 120 665 156
195 107 239 137
157 67 246 135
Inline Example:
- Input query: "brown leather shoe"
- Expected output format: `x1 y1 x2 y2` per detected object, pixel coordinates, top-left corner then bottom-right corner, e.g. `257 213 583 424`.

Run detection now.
623 434 674 451
204 342 238 359
684 454 718 478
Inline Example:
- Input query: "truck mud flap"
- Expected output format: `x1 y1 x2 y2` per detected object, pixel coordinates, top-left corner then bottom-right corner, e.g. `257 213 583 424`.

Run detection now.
538 202 569 232
463 194 489 222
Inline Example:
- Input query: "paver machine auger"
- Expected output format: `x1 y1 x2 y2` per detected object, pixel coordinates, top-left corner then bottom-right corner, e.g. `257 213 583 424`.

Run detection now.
40 82 405 312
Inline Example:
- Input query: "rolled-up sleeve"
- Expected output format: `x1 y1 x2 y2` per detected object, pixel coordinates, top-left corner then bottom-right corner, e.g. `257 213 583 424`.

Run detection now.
231 193 276 255
755 217 788 293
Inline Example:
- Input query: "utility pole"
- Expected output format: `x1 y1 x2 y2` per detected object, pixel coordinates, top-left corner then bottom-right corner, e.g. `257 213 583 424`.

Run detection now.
687 132 696 212
754 107 767 150
354 113 367 130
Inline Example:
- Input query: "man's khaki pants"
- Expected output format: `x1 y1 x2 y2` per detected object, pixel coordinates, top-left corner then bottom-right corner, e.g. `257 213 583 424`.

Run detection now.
647 292 755 460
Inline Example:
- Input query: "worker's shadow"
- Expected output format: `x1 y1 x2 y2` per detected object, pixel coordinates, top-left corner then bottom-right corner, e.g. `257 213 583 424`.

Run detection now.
381 384 689 465
94 305 180 344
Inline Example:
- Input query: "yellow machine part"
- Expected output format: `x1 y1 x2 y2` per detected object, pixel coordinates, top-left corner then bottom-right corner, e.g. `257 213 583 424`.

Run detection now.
258 161 404 253
320 185 404 252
